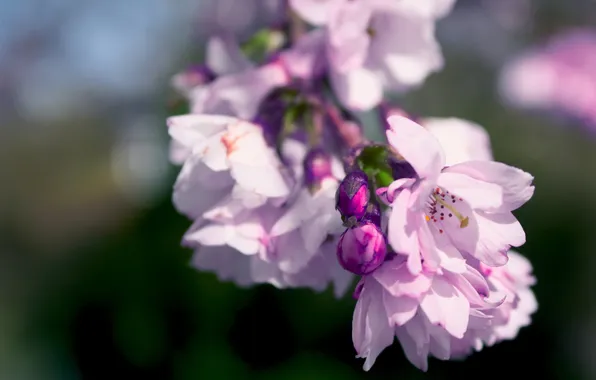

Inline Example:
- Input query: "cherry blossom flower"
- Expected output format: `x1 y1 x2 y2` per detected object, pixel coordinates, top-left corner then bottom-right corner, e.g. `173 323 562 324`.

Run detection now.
168 114 292 220
352 255 501 371
323 0 450 110
381 116 534 273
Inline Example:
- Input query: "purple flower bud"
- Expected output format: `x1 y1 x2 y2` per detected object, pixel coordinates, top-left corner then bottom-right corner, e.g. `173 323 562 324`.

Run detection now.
303 149 334 188
337 222 387 275
335 171 370 220
362 202 382 227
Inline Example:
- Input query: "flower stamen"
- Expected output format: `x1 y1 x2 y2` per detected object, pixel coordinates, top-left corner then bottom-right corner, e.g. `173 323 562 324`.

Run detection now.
432 193 469 228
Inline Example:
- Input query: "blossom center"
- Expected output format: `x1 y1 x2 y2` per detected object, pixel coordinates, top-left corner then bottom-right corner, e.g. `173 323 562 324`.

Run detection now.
425 187 469 231
221 128 251 156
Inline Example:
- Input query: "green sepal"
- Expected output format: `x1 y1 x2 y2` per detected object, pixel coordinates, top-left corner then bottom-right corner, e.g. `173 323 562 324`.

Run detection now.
241 28 285 63
356 145 394 189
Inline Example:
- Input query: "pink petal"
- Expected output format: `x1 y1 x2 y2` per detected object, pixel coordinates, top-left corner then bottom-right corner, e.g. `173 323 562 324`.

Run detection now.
423 117 493 165
383 292 419 326
167 114 234 147
277 231 314 273
206 34 253 76
386 116 445 180
201 135 229 171
270 191 310 236
379 177 416 204
427 322 451 360
431 227 466 273
373 258 432 297
396 315 430 371
327 0 372 52
279 29 327 80
474 211 526 266
184 223 229 246
393 0 456 19
200 63 290 119
443 270 501 308
289 0 342 25
250 256 283 285
169 139 192 165
330 66 383 111
172 156 233 219
437 172 503 211
506 250 536 286
352 285 372 354
368 11 443 89
227 232 260 255
192 246 253 286
352 281 394 371
226 124 291 198
420 276 469 338
445 161 535 212
388 188 422 274
417 214 441 269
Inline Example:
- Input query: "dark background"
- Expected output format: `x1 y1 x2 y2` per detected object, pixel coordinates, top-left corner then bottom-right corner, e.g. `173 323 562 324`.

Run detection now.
2 0 596 379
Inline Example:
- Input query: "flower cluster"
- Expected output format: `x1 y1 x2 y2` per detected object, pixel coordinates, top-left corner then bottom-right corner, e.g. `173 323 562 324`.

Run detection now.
166 0 537 372
349 115 536 371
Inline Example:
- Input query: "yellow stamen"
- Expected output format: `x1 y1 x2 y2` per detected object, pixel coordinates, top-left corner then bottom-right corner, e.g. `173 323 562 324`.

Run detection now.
432 194 469 228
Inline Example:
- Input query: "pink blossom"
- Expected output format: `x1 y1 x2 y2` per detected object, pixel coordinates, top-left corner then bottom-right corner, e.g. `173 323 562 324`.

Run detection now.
290 0 455 26
499 29 596 130
169 35 254 164
171 34 253 99
189 30 329 120
352 255 501 371
381 116 534 273
323 0 450 111
170 114 353 295
190 60 291 119
183 203 352 296
168 114 293 220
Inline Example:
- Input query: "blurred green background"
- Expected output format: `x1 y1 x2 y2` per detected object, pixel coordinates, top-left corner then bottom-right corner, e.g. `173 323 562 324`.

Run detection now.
2 0 596 379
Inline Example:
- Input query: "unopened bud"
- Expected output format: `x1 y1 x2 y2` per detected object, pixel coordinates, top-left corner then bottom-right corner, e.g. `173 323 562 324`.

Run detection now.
337 222 387 275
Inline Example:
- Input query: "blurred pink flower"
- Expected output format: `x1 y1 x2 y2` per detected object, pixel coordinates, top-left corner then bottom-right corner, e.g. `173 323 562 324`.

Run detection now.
380 116 534 273
190 60 291 119
450 250 538 358
184 204 352 295
323 0 450 110
168 115 293 220
290 0 455 26
499 29 596 129
170 114 354 295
